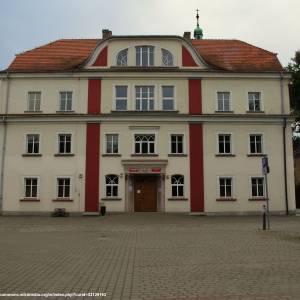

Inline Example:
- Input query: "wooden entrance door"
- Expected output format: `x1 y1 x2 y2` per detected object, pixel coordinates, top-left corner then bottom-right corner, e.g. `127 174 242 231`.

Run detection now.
134 175 157 212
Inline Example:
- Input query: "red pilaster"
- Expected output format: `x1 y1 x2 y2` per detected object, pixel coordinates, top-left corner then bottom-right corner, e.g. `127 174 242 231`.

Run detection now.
189 79 202 114
189 123 204 212
85 124 100 212
88 79 101 114
93 46 107 66
182 46 197 67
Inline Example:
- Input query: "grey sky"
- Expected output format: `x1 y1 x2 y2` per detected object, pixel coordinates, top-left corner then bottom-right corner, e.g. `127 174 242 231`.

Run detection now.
0 0 299 70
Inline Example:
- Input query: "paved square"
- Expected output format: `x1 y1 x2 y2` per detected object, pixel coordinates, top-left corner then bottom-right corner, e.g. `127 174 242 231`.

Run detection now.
0 214 299 300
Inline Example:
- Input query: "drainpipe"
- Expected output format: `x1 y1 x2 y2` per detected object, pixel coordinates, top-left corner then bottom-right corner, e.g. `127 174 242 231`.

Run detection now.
280 73 289 215
0 72 10 214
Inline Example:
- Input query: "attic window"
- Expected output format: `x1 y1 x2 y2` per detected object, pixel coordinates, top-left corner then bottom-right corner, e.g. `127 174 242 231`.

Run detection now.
136 46 154 67
162 49 173 66
116 49 128 66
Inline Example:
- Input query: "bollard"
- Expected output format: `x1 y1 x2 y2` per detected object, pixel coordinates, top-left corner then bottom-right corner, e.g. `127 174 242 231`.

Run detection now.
262 205 267 230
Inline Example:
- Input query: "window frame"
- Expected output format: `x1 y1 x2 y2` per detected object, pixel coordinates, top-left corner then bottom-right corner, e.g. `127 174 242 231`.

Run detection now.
23 176 40 199
216 91 232 112
116 48 128 66
161 85 175 111
57 133 73 154
161 48 174 66
249 133 264 154
135 46 154 67
133 133 156 155
247 91 263 112
250 176 265 198
27 91 41 112
171 174 184 198
218 176 233 199
56 176 72 199
105 174 119 198
58 91 73 112
135 86 155 111
217 133 233 154
25 133 40 154
114 85 128 111
105 134 119 154
170 134 184 154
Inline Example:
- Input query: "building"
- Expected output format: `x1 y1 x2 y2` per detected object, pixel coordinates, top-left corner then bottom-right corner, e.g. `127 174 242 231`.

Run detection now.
0 22 296 215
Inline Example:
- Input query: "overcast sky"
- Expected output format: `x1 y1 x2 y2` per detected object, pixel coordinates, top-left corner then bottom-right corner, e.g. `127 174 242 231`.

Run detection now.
0 0 299 70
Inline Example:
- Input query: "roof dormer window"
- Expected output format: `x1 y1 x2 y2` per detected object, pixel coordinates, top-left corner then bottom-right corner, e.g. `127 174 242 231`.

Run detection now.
116 49 128 66
162 49 173 66
136 46 154 67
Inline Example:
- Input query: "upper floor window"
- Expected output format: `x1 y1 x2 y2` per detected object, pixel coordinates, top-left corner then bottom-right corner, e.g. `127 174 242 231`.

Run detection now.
105 175 118 197
171 175 184 197
217 92 231 112
249 134 263 154
134 134 155 154
115 86 127 111
58 134 72 154
136 46 154 67
171 134 183 154
57 178 71 198
59 91 73 111
162 86 174 110
106 134 119 154
162 49 173 66
135 86 154 111
248 92 261 112
27 92 41 112
218 134 231 154
24 177 38 198
251 177 265 198
116 49 128 66
26 134 40 154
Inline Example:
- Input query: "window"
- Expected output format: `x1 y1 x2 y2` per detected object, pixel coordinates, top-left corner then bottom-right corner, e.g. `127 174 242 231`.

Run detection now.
219 177 232 198
58 134 72 154
106 134 119 154
116 49 128 66
26 134 40 154
27 92 41 112
248 92 261 111
217 92 230 112
134 134 155 154
171 175 184 197
162 86 174 110
162 49 173 66
218 134 231 154
115 86 127 110
171 135 183 154
136 46 154 66
105 175 118 197
251 177 264 197
135 86 154 111
24 178 38 198
249 134 263 154
59 91 73 111
57 178 71 198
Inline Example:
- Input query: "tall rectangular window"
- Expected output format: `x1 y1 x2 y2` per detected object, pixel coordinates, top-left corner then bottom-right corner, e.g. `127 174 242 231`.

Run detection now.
249 134 263 154
135 86 154 111
57 178 71 198
134 134 155 154
218 134 231 154
248 92 261 111
217 92 230 111
58 134 72 154
106 134 119 154
115 86 127 111
171 135 183 154
219 177 232 198
162 86 174 110
251 177 264 197
27 92 41 112
59 91 73 111
24 178 38 198
26 134 40 154
136 46 154 66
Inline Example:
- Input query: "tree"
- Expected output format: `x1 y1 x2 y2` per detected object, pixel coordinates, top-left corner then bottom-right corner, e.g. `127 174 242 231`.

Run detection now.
286 50 300 119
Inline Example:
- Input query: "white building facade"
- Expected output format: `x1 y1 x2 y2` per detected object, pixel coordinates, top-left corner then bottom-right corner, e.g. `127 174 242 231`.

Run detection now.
0 31 296 215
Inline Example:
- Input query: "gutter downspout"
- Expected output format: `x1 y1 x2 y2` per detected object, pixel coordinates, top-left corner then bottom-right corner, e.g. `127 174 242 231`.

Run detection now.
280 72 289 215
0 72 10 214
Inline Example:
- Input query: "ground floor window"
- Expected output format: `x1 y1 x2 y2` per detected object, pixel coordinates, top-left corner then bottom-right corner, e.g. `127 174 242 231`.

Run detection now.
57 178 71 198
171 174 184 197
251 177 264 197
24 178 38 198
106 175 118 197
219 177 232 198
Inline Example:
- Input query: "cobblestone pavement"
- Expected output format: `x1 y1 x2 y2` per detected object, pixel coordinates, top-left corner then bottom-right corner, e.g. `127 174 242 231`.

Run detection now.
0 214 300 300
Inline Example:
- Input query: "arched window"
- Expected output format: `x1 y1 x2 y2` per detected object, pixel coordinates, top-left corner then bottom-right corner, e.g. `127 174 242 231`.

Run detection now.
105 175 119 197
134 134 155 154
162 49 173 66
171 175 184 197
116 49 128 66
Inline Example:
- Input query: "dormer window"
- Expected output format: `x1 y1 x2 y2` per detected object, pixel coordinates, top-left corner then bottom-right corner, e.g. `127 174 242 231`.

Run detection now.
136 46 154 67
116 49 128 66
162 49 173 66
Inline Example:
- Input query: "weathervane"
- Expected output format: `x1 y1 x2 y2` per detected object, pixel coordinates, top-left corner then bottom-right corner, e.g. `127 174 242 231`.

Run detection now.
194 9 203 39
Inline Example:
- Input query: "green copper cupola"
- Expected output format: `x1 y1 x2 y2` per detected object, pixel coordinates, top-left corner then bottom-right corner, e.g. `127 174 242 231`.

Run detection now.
194 9 203 39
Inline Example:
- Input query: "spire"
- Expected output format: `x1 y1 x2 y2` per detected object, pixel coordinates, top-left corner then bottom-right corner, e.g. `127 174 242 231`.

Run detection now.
194 9 203 39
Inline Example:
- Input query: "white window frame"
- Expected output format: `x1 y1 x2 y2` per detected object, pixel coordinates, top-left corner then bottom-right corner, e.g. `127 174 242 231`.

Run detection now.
248 133 264 154
25 133 40 154
216 133 233 154
171 174 184 198
161 49 174 66
136 46 154 67
105 134 119 154
56 176 72 199
247 91 263 112
217 176 233 198
161 85 175 111
27 91 41 112
135 86 155 111
114 85 128 111
216 91 231 112
23 176 40 199
57 133 73 154
105 174 119 198
58 91 73 112
250 176 265 198
133 133 156 154
116 48 128 66
170 134 184 154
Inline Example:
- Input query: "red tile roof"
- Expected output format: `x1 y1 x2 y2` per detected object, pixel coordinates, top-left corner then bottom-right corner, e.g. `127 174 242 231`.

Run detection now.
5 38 283 72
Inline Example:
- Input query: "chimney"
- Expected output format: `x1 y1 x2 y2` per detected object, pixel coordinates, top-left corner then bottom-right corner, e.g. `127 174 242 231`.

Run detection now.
102 29 112 39
183 32 191 39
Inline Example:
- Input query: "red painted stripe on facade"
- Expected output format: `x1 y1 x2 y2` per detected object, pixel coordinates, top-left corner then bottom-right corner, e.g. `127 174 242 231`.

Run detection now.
93 46 107 66
88 79 101 114
188 79 202 114
189 123 204 212
85 123 100 212
182 46 198 67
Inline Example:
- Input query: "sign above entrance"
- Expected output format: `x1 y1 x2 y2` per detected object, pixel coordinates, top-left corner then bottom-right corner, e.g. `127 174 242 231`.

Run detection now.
128 167 161 174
